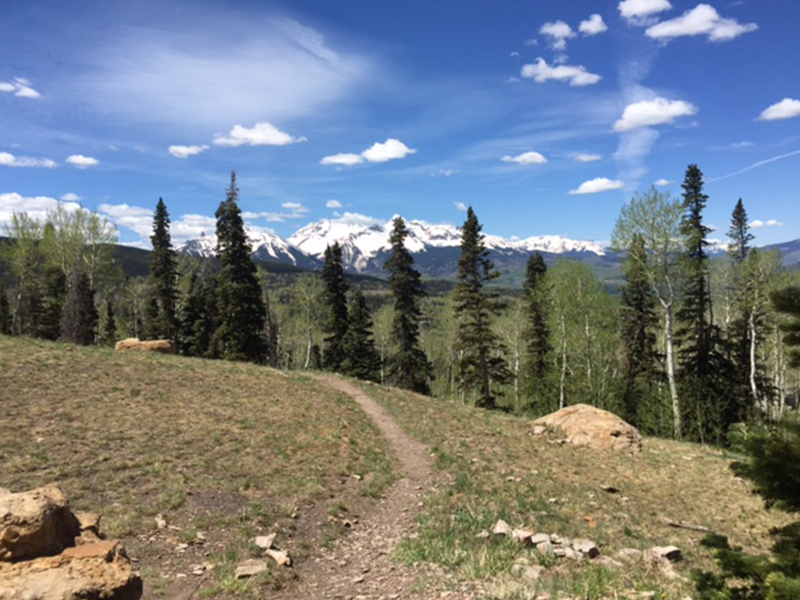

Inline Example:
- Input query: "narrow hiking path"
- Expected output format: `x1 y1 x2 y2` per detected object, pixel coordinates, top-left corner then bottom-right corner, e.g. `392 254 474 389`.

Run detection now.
284 374 474 600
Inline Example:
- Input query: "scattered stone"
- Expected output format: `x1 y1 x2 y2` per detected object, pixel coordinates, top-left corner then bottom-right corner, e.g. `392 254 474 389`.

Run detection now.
512 528 534 545
600 485 620 494
536 541 554 557
265 548 292 567
155 514 167 530
532 404 643 453
596 556 624 569
253 533 276 550
553 547 566 557
492 519 512 537
235 559 268 579
649 545 682 562
572 539 600 558
114 338 176 354
530 533 551 545
475 530 490 539
549 533 564 544
353 575 365 584
616 548 643 562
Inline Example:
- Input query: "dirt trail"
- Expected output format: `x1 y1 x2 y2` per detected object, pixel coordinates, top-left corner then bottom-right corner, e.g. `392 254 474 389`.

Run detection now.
285 375 471 600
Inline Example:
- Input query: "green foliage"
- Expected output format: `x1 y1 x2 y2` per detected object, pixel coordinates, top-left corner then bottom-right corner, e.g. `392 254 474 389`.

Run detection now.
209 172 267 363
100 300 117 346
147 198 179 341
523 252 551 408
179 265 219 358
0 279 10 334
321 242 349 372
341 290 381 382
453 207 510 408
384 217 433 394
694 419 800 599
772 286 800 368
728 199 754 265
60 269 98 345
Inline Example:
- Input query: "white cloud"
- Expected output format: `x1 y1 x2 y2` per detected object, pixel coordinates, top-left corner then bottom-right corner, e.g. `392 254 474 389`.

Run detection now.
98 203 153 237
0 152 57 168
757 98 800 122
579 14 608 36
750 219 783 228
361 139 417 163
281 201 309 214
320 153 364 166
501 151 548 165
326 199 342 209
0 77 42 98
569 177 625 195
60 193 82 201
618 0 673 23
321 138 416 166
614 97 698 132
614 127 661 183
521 58 601 86
454 202 468 211
646 4 758 42
574 153 602 163
1 192 82 229
433 169 458 177
654 178 673 186
333 212 385 227
168 144 209 158
66 154 100 168
213 122 306 147
540 20 575 51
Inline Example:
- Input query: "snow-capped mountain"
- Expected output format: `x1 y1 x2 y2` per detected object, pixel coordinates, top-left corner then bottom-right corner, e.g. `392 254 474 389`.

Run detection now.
178 230 321 269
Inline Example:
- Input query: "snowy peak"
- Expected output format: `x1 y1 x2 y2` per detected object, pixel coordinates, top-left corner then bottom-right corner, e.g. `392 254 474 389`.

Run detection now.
513 235 606 256
178 228 314 267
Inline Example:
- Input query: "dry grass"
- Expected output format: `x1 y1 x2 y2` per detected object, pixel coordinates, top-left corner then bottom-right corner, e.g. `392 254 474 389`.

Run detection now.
358 380 790 600
0 335 395 599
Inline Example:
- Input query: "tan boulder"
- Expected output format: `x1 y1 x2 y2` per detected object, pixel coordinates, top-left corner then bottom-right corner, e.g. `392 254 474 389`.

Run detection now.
0 486 80 562
533 404 642 453
114 338 176 355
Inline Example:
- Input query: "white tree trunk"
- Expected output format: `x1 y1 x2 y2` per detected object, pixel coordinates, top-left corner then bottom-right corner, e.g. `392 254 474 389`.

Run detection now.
663 304 681 438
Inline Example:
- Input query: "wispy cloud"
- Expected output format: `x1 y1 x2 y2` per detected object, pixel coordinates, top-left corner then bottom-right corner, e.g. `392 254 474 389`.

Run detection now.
569 177 625 195
654 178 672 186
573 153 602 163
168 144 209 158
0 77 42 99
213 122 306 147
614 97 697 132
646 4 758 42
454 201 468 211
709 149 800 183
60 193 82 201
321 138 416 166
0 152 57 168
750 219 783 228
66 154 100 168
520 58 601 86
757 98 800 122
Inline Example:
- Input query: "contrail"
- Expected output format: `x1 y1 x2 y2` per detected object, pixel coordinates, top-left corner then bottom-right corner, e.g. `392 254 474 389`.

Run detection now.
709 148 800 183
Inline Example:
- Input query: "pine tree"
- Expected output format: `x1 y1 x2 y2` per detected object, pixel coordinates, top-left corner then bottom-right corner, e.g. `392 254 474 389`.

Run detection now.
341 291 381 382
321 242 349 372
620 234 659 427
38 222 66 341
728 199 754 265
148 198 179 341
101 300 117 345
523 252 551 404
180 267 219 357
209 172 267 363
772 285 800 368
384 216 433 394
0 279 11 335
60 269 98 345
453 207 511 409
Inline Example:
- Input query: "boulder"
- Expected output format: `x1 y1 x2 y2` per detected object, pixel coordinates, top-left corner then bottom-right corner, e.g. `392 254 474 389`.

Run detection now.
0 486 80 562
532 404 642 453
114 338 176 355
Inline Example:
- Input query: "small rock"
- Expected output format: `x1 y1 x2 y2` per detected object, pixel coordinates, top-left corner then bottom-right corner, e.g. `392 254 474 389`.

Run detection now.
520 565 544 581
553 547 566 557
475 530 490 539
155 514 167 530
549 534 564 544
530 533 550 545
235 560 268 579
266 548 292 567
353 575 365 584
596 556 624 569
616 548 643 562
573 539 600 558
536 541 554 557
650 545 682 562
492 519 512 537
532 425 547 436
253 534 276 550
600 485 620 494
512 528 534 545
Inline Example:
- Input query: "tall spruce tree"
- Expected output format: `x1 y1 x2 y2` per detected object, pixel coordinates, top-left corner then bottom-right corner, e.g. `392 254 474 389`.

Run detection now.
728 199 754 264
0 279 11 335
60 269 97 345
341 290 381 382
453 207 511 409
100 300 117 345
180 266 219 357
209 172 267 363
384 216 433 394
321 242 349 371
772 285 800 369
148 198 179 341
523 252 551 402
620 234 659 427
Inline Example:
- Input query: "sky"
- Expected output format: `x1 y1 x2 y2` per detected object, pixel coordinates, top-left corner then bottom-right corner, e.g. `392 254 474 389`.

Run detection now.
1 0 799 248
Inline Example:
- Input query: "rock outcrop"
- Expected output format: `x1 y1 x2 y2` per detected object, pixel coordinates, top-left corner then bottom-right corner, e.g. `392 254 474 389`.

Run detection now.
114 338 176 355
533 403 643 453
0 486 142 600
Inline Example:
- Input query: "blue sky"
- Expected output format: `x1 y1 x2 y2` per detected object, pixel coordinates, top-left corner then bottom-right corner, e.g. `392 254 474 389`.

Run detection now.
1 0 798 247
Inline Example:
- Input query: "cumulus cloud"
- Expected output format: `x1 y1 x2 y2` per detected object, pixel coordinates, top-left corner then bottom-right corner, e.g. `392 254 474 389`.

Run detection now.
574 153 602 163
60 193 82 201
213 122 306 147
654 178 673 186
646 4 758 42
66 155 100 168
757 98 800 121
520 58 601 86
321 138 416 166
0 77 42 98
540 20 575 51
98 203 153 237
326 199 342 209
569 177 625 195
0 152 57 168
169 144 209 158
454 202 468 211
750 219 783 228
614 97 698 132
618 0 673 23
501 151 548 165
281 201 309 214
1 192 82 229
579 14 608 36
